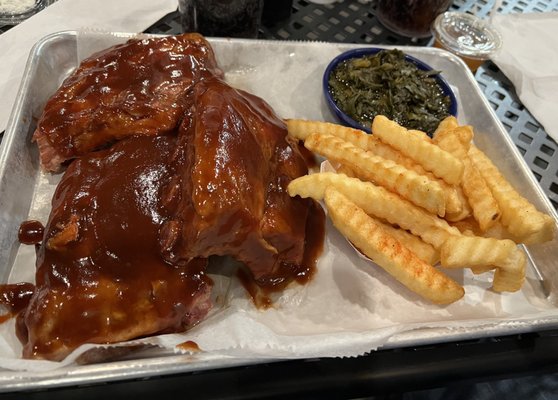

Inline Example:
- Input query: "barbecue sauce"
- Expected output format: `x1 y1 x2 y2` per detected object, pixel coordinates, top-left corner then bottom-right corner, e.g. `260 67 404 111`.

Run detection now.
18 220 45 245
176 340 201 352
0 221 42 324
161 78 326 296
34 33 222 171
0 283 35 323
21 136 212 361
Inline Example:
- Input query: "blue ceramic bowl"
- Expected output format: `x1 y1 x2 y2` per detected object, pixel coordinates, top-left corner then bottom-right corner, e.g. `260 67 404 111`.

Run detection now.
323 48 458 133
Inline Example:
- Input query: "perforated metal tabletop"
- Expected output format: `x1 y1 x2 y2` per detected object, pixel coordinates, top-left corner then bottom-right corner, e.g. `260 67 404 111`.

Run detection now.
145 0 558 210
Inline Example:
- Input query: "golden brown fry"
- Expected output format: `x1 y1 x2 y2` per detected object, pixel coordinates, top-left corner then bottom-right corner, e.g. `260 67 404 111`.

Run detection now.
288 119 466 216
324 187 464 304
336 164 358 178
492 249 526 292
374 220 440 265
468 145 555 244
433 125 499 231
287 119 428 174
461 156 500 231
304 132 447 216
433 131 468 159
287 172 460 249
344 160 467 219
440 235 516 269
440 235 526 292
444 187 472 222
433 124 474 147
372 115 464 185
286 119 368 146
433 116 459 137
407 129 432 142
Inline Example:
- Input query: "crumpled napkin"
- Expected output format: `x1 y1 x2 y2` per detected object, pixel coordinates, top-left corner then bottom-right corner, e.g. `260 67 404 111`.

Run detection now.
491 12 558 144
0 0 178 133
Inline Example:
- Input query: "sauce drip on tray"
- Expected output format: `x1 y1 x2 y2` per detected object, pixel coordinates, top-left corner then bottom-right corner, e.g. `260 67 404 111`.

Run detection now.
18 220 45 245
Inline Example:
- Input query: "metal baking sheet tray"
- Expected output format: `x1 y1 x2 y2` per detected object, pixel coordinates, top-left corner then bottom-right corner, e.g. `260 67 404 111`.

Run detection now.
0 31 557 392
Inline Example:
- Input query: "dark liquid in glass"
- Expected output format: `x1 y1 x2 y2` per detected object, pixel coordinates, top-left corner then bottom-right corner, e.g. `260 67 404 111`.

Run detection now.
179 0 263 38
376 0 451 38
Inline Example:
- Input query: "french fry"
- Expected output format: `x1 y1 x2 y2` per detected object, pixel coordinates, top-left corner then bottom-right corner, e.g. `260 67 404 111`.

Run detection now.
433 124 474 147
287 118 466 216
492 249 526 292
336 164 358 178
286 119 369 146
468 145 555 244
444 187 472 222
434 125 500 231
324 187 464 304
287 172 460 249
344 159 469 220
434 116 459 136
304 132 447 216
407 129 433 142
440 235 526 292
372 115 464 185
461 157 501 231
470 266 495 275
374 220 440 265
440 236 516 269
288 119 430 174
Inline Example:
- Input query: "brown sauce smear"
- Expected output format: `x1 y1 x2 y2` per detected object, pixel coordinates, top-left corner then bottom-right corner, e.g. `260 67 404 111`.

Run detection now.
18 220 45 245
176 340 201 352
237 267 273 309
238 200 326 308
0 283 35 323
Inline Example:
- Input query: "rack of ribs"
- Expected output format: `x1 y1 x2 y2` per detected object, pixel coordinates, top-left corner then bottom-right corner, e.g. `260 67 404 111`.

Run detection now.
4 36 324 361
33 33 222 172
17 135 212 361
159 77 324 289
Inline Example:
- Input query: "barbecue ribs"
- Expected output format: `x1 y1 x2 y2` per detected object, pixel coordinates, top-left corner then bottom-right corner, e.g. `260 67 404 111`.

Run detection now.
33 33 221 172
159 77 324 288
4 35 325 362
19 135 212 361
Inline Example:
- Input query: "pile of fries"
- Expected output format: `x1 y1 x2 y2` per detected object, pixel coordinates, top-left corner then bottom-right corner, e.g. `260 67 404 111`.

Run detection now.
286 115 555 304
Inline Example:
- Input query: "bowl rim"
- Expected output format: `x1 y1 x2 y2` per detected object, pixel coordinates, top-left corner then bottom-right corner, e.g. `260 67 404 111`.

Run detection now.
322 47 458 133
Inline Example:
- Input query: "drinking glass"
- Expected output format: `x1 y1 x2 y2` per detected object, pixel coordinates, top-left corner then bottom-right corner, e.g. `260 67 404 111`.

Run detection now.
178 0 264 38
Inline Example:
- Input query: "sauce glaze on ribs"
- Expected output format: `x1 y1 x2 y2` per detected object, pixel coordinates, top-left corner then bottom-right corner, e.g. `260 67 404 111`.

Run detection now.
18 135 212 361
160 78 324 288
33 33 221 172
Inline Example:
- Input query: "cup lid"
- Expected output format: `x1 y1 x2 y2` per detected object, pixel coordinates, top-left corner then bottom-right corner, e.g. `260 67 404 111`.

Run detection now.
432 12 502 59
